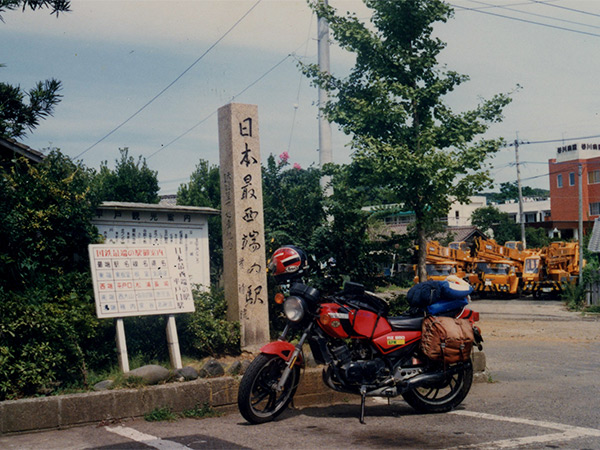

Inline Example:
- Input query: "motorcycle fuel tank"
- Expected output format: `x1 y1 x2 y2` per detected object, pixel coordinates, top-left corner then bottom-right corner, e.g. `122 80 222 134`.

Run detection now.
318 303 392 339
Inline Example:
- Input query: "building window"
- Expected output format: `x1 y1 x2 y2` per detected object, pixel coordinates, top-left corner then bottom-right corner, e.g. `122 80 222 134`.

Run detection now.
525 212 537 223
557 174 563 188
590 202 600 216
569 172 575 186
588 170 600 185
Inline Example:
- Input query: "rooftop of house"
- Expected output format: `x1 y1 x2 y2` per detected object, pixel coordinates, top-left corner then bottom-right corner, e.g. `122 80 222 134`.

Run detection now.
0 136 45 164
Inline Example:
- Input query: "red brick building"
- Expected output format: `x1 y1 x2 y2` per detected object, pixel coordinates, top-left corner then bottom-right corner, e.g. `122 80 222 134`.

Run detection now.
548 142 600 239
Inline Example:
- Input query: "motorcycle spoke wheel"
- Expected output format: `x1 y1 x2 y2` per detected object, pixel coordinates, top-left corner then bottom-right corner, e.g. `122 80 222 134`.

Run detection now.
238 353 299 424
402 361 473 413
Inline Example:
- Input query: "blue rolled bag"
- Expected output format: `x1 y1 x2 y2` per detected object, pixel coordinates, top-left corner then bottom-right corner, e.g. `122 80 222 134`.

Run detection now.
407 276 473 315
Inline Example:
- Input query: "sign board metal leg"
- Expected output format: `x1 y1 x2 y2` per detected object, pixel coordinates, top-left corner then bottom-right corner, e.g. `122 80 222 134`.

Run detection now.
115 318 130 373
166 315 183 370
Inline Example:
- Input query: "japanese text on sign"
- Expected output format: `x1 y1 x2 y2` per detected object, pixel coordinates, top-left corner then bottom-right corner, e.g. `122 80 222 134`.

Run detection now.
89 244 195 318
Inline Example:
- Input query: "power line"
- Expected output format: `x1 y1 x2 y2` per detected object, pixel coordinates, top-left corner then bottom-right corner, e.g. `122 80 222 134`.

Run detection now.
450 2 600 38
457 0 558 11
147 52 294 160
516 158 600 183
75 0 263 160
466 0 600 30
531 0 600 19
505 133 600 147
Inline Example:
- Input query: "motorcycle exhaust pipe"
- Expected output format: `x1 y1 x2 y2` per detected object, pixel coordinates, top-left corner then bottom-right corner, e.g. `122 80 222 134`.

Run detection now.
404 372 445 388
402 363 467 390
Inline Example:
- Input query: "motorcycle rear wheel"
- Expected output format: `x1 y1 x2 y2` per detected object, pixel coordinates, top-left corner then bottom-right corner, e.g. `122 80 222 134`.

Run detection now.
401 361 473 413
238 353 300 424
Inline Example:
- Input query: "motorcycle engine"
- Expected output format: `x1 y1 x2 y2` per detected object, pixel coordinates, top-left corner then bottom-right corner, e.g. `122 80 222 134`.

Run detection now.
330 342 387 386
340 359 386 385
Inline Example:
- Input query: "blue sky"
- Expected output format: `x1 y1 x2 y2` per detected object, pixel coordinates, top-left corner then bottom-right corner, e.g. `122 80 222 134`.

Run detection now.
3 0 600 194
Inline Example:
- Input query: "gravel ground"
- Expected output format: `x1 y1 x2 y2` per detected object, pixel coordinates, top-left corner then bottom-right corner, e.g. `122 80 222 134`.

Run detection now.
470 299 600 343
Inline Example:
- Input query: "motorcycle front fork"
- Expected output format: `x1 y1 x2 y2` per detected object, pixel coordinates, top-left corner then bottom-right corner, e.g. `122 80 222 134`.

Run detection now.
275 322 314 392
276 322 369 424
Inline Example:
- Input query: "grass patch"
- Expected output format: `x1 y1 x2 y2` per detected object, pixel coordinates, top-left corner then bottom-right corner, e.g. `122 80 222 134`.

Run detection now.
110 374 146 389
144 407 179 422
144 403 222 422
585 305 600 314
181 402 223 419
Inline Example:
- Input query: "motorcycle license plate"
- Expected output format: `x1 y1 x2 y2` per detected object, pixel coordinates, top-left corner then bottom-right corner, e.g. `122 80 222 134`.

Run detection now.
485 280 492 286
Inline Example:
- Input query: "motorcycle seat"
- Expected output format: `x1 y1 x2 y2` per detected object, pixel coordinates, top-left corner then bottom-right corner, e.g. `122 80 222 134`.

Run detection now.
387 316 423 331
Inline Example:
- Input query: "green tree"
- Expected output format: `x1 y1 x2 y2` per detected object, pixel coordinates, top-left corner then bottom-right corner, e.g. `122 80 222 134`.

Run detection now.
0 150 100 289
303 0 511 282
95 147 160 203
262 154 325 253
308 162 384 291
0 76 62 140
0 0 70 18
0 0 69 139
177 159 221 209
471 206 519 244
0 150 113 399
484 181 549 204
177 159 222 284
525 226 550 249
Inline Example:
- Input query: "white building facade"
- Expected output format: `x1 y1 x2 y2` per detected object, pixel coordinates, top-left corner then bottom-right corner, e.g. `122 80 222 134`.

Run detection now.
495 198 551 224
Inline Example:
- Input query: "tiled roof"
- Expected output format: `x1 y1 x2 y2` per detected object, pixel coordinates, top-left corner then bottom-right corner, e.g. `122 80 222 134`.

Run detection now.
0 136 45 163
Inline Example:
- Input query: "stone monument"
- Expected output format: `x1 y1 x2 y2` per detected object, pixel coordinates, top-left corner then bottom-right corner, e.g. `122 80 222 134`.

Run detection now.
218 103 269 351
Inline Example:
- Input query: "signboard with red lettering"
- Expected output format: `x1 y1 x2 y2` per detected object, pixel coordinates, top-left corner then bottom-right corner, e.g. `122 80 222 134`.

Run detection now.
89 244 195 318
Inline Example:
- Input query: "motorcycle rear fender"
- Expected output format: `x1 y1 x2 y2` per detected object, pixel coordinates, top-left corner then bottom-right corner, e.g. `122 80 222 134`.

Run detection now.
260 341 304 367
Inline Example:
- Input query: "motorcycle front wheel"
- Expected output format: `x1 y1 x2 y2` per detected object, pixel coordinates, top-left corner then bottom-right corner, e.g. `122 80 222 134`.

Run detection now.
402 360 473 413
238 353 300 424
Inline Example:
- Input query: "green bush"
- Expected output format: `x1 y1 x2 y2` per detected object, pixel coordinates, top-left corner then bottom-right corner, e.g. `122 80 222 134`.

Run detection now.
0 150 242 399
562 257 600 311
0 152 114 399
179 287 241 358
116 287 240 364
0 276 114 400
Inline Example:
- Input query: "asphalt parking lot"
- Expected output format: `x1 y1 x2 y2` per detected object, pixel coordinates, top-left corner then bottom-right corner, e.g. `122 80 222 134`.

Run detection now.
1 298 599 449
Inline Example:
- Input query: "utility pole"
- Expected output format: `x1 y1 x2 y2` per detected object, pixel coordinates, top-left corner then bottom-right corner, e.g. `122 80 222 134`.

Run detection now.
578 162 584 285
514 137 526 248
317 0 333 195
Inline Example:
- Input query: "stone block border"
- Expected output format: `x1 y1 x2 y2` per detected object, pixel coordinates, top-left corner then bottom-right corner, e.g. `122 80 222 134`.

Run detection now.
0 351 487 435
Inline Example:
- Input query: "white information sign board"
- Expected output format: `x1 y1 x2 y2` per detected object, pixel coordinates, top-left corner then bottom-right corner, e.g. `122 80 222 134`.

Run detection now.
92 202 215 289
89 244 195 318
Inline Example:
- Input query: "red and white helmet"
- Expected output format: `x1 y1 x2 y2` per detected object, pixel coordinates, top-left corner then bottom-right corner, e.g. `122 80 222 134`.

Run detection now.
268 246 308 282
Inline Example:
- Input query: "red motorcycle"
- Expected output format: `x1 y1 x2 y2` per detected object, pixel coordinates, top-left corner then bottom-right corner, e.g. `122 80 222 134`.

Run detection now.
238 246 483 424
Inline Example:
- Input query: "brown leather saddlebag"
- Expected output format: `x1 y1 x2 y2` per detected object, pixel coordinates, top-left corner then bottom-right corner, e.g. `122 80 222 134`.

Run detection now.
421 316 474 364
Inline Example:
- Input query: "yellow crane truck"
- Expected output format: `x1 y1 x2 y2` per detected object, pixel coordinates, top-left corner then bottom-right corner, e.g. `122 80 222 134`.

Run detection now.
522 242 580 297
414 241 476 283
472 238 523 296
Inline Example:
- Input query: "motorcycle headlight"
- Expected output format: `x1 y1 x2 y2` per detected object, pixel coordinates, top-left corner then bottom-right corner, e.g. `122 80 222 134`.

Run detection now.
283 296 305 322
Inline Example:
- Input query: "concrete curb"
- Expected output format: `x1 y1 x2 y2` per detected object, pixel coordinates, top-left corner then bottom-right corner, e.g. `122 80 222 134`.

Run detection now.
0 351 487 435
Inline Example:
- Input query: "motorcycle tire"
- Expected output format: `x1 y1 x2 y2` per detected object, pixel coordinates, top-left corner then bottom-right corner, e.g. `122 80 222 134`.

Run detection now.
238 353 300 424
401 360 473 413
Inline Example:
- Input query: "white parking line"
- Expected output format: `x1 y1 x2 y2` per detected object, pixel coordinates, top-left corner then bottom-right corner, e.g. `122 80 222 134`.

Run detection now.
105 426 189 449
449 410 600 449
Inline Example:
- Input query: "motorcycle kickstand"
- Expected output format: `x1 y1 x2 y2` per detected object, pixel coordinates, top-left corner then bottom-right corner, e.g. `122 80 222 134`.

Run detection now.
359 386 367 425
